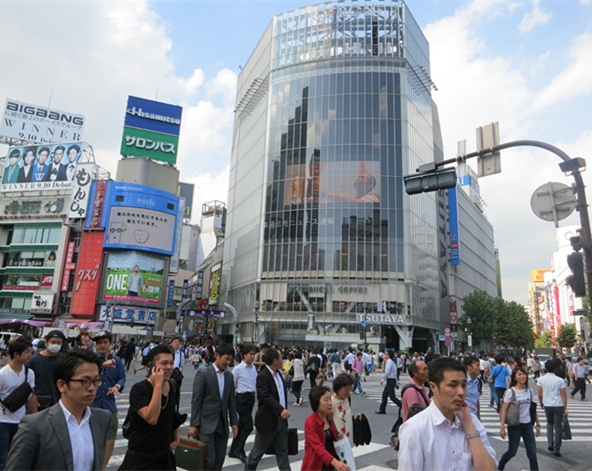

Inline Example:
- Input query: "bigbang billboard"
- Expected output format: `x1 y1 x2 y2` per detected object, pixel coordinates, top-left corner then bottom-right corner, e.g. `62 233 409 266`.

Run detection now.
2 142 83 192
0 99 85 144
101 252 166 307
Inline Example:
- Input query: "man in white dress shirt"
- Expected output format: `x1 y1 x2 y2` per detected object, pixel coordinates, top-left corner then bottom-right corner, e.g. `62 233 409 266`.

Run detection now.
229 344 258 463
6 349 111 471
398 357 497 471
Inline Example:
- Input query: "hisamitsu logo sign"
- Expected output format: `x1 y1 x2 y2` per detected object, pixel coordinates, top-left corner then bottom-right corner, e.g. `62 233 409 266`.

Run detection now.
120 96 182 164
124 96 182 136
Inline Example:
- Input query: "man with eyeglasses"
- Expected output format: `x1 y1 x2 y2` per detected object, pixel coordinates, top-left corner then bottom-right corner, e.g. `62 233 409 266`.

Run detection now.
5 349 112 471
90 331 126 470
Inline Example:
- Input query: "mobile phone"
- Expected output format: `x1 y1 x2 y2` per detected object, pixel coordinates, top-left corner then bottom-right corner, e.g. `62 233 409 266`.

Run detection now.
147 365 154 377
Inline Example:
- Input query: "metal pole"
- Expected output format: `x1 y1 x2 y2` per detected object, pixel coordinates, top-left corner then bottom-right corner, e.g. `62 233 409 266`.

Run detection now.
433 139 592 305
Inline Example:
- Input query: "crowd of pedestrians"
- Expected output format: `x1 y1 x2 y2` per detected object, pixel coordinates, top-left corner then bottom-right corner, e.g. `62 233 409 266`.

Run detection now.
0 329 586 471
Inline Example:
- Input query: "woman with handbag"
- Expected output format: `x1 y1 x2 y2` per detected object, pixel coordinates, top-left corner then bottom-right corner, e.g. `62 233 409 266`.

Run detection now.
498 367 541 471
331 373 361 447
301 386 349 471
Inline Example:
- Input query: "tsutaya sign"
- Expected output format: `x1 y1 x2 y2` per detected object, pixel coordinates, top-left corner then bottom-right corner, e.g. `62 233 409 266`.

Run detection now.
356 313 408 325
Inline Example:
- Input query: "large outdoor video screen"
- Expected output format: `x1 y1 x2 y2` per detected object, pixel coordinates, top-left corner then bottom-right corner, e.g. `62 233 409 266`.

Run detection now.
101 252 166 307
284 160 380 206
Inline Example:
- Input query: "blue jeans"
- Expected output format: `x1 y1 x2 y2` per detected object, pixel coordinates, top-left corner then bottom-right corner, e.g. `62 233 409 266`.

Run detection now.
488 381 498 408
0 422 19 471
498 423 539 471
353 373 364 393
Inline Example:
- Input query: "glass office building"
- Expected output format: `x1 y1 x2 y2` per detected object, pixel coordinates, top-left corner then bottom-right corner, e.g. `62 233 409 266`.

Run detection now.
222 0 441 351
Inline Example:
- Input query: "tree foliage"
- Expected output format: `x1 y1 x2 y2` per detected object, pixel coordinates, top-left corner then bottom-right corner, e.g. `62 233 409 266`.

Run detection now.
459 290 534 351
534 331 553 348
557 323 578 349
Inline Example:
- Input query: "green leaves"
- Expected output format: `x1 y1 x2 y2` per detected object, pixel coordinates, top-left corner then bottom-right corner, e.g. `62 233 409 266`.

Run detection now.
459 291 534 351
557 324 578 349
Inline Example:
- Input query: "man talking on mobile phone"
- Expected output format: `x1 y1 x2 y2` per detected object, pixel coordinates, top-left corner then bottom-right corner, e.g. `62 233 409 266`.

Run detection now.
118 345 180 471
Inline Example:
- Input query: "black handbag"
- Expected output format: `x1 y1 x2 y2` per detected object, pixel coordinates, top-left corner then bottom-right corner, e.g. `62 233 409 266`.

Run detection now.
1 367 32 413
561 415 572 440
265 428 298 455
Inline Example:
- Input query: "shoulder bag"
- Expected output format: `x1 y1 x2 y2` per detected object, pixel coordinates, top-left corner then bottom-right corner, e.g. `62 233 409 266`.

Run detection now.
1 366 32 413
505 388 521 426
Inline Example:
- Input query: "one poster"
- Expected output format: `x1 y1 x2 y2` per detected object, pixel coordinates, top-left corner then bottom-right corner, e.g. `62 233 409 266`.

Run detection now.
2 142 83 192
0 99 85 144
177 182 194 219
102 252 166 306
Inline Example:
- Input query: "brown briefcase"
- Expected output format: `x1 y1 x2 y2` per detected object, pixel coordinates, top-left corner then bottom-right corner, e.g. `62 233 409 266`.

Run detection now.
175 437 206 471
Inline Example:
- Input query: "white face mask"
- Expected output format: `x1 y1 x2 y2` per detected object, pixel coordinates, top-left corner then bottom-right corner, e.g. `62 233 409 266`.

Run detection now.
47 344 61 354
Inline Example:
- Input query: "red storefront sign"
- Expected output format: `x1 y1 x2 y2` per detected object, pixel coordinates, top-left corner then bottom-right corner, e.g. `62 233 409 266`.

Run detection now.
90 180 107 229
70 231 104 317
61 242 76 292
40 274 54 287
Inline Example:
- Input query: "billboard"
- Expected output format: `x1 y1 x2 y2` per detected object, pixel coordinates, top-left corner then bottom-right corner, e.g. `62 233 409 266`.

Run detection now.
101 252 166 307
0 99 85 144
70 231 104 317
120 96 182 164
448 188 461 266
68 162 96 218
531 269 550 283
284 160 380 206
31 293 55 314
2 142 83 192
102 182 179 256
98 304 158 326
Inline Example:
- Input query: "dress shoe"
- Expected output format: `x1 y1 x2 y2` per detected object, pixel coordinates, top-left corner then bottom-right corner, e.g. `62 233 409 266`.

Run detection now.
554 451 561 457
375 410 386 414
548 446 554 452
229 451 247 463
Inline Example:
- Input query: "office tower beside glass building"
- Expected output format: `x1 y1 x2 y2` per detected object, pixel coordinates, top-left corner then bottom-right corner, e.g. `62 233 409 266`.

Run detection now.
222 0 445 351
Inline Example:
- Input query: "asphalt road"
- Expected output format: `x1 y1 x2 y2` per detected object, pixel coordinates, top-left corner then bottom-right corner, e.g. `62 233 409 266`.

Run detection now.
106 364 592 471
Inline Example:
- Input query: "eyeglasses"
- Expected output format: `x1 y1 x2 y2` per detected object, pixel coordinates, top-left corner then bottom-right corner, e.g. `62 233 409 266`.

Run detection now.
69 378 103 388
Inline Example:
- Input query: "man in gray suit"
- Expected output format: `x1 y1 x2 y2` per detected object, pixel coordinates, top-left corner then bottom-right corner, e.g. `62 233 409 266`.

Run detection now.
6 349 112 471
189 344 238 471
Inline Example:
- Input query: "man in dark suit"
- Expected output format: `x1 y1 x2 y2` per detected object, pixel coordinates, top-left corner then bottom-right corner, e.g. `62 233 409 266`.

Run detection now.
6 349 112 471
189 344 238 471
47 146 68 182
245 347 291 471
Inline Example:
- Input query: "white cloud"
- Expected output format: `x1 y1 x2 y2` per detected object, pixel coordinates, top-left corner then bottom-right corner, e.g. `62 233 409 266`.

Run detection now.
533 32 592 110
519 0 552 33
424 1 592 305
0 0 234 184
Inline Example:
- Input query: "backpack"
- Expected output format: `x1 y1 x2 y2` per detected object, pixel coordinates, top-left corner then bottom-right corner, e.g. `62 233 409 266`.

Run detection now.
0 366 32 413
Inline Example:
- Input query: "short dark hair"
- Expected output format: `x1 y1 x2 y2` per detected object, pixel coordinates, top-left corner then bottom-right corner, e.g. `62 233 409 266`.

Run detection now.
9 149 19 159
54 145 65 153
263 347 280 365
146 345 174 364
428 357 467 387
408 360 422 379
8 337 32 359
463 355 480 368
332 373 354 394
170 337 181 343
308 385 330 412
54 349 102 385
545 359 556 373
240 344 257 357
68 144 81 154
38 146 50 156
494 355 505 365
216 344 235 358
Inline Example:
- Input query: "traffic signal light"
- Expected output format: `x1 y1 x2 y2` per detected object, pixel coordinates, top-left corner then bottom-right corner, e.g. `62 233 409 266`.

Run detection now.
404 168 457 195
567 251 586 297
359 332 364 340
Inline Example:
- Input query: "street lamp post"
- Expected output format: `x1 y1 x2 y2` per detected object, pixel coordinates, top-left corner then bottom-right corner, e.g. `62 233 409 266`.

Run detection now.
466 317 473 350
253 301 260 345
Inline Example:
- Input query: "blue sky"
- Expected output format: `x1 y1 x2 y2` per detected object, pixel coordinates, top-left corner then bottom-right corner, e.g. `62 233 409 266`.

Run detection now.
0 0 591 305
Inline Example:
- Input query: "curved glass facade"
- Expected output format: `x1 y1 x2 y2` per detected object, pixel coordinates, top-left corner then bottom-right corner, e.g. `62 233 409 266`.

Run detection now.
223 0 441 350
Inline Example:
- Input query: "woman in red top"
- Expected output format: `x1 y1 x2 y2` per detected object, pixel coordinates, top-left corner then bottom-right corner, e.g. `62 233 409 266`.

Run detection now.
301 386 350 471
